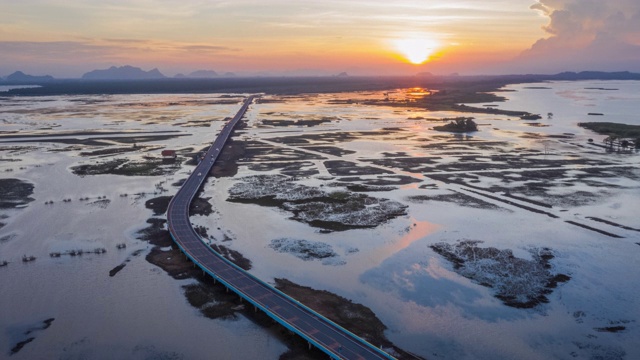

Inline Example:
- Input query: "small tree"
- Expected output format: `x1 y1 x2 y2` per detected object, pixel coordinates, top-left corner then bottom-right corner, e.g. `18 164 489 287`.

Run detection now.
621 139 630 151
433 117 478 133
541 140 552 155
603 136 616 150
454 118 478 132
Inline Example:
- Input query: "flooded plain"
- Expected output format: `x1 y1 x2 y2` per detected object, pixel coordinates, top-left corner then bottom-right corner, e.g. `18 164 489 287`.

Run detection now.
1 81 639 359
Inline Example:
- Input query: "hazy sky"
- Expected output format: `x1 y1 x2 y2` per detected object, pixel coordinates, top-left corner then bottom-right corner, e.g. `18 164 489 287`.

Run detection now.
1 0 638 77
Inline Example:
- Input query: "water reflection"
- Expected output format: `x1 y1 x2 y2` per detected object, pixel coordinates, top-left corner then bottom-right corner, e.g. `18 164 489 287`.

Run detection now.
368 219 438 267
361 246 531 322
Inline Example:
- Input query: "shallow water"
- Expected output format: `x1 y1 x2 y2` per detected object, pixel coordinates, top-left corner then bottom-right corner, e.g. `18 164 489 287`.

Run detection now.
1 82 639 359
489 80 640 127
0 94 286 359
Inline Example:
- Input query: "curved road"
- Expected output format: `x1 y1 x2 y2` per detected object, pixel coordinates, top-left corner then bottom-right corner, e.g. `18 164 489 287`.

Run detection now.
167 96 396 360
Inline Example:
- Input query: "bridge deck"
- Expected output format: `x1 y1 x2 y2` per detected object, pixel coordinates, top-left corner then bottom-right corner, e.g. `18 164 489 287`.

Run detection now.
166 96 395 360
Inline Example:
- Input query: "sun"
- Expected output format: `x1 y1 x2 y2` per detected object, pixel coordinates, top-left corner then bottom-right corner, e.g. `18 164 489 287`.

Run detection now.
394 37 439 65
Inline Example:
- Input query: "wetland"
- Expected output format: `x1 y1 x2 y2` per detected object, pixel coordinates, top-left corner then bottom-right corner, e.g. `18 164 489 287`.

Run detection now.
1 80 639 360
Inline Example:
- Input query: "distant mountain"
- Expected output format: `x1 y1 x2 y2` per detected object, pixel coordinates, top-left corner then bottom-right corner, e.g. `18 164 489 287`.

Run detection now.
336 72 349 77
172 70 220 79
82 66 166 80
4 71 54 83
188 70 218 78
413 70 640 82
223 72 236 77
173 70 220 79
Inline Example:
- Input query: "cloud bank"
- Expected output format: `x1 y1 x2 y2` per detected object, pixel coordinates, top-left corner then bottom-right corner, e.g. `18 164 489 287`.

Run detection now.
512 0 640 73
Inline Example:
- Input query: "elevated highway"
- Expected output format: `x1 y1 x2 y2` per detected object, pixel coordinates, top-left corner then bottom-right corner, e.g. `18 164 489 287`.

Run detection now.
166 96 396 360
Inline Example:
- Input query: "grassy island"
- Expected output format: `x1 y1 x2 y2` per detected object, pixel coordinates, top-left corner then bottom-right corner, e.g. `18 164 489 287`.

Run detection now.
433 117 478 133
578 122 640 138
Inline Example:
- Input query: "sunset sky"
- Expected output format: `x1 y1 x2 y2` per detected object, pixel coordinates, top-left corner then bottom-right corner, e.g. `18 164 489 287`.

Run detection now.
1 0 639 77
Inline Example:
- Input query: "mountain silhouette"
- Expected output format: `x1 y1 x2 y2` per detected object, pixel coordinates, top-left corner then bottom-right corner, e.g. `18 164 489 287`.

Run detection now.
188 70 218 78
82 66 166 80
4 71 54 83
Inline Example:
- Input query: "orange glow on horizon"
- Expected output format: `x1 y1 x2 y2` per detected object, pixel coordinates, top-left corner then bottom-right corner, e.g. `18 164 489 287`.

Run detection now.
393 37 440 65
